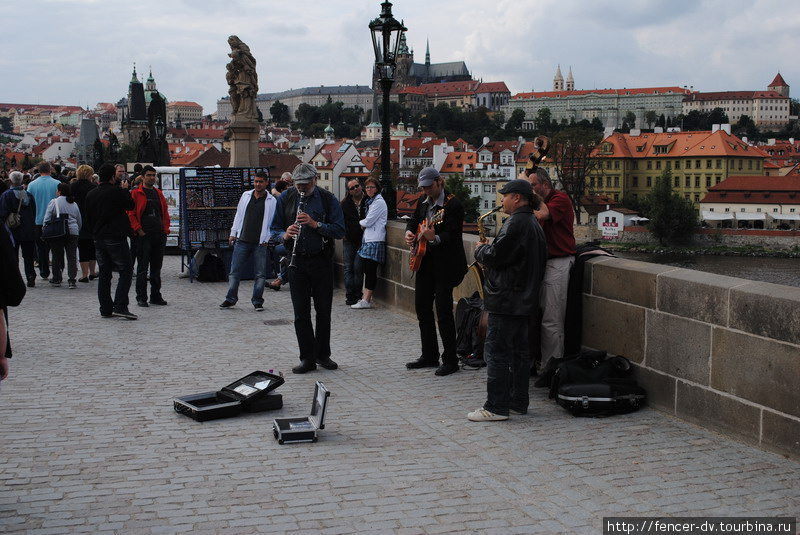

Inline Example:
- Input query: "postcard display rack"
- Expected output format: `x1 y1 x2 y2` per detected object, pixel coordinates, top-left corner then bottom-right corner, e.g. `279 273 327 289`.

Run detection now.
174 371 285 422
273 382 330 444
179 167 269 278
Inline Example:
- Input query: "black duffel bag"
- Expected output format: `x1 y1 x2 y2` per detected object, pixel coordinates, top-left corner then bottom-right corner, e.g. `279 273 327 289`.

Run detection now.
546 351 632 399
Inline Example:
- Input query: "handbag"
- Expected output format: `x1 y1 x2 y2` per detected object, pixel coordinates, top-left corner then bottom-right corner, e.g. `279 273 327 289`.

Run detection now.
6 192 24 229
41 199 70 241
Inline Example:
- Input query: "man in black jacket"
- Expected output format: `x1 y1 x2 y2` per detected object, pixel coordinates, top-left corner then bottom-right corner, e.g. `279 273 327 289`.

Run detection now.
404 168 467 377
340 178 365 306
468 179 546 421
84 164 137 320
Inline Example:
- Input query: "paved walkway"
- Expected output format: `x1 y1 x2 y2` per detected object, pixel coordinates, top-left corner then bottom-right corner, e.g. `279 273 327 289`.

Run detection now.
2 256 798 535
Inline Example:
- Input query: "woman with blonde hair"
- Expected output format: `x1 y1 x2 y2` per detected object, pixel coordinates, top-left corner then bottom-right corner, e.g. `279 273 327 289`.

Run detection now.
71 164 98 282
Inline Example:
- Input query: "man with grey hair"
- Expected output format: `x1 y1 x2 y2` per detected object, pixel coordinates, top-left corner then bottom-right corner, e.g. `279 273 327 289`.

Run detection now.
525 167 576 370
270 163 345 374
0 171 37 286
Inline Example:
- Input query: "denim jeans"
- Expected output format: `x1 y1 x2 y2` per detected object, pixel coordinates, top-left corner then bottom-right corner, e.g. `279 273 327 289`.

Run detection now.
288 254 333 362
342 239 363 301
225 240 269 306
136 232 166 302
94 238 133 315
483 313 531 416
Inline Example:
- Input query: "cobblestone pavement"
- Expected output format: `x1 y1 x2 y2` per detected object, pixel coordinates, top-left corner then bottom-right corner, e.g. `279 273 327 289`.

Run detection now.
2 257 798 535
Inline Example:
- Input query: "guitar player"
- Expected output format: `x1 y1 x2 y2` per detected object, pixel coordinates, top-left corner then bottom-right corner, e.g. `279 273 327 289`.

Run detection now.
403 168 468 376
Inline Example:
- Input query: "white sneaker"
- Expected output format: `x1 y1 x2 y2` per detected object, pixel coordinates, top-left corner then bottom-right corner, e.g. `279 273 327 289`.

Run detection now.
467 408 508 422
351 299 372 309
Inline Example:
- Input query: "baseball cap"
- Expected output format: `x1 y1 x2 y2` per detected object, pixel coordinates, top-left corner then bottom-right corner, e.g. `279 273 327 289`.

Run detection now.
498 179 533 197
292 163 317 184
417 167 440 187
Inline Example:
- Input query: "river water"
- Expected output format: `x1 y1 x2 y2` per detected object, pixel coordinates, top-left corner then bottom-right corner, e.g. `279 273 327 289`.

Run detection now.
614 252 800 288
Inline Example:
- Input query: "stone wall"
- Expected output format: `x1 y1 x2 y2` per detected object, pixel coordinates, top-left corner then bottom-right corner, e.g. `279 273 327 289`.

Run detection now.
574 225 800 250
582 256 799 459
337 221 799 459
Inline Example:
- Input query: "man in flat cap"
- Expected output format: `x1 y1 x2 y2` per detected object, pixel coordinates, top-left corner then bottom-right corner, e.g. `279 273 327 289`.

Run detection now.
270 163 345 374
404 167 467 377
468 179 546 421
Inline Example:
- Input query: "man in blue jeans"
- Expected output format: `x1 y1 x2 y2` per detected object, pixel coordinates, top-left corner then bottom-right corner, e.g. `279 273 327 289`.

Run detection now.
468 179 547 421
84 164 137 320
220 172 276 311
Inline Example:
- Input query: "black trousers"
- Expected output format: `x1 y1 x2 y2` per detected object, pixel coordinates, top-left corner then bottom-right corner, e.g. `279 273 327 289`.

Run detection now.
414 262 457 365
34 225 51 278
288 254 333 363
136 232 166 302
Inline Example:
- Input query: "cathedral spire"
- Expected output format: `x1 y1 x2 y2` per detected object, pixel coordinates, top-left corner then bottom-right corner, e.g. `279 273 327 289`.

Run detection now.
566 66 574 91
553 64 564 91
425 38 430 66
130 63 139 84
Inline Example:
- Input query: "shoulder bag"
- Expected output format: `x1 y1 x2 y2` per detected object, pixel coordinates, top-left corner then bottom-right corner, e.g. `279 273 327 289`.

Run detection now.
41 199 69 241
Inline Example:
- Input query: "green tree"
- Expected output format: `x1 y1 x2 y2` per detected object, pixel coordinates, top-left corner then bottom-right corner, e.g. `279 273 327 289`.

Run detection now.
535 108 552 130
733 115 758 140
550 127 603 224
622 111 637 130
790 98 799 116
708 107 729 126
0 117 12 133
505 108 525 132
445 173 480 223
643 169 697 245
644 110 658 129
269 100 290 125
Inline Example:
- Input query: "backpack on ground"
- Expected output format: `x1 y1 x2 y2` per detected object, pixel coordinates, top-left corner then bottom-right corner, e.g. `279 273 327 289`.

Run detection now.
455 291 486 369
197 253 226 282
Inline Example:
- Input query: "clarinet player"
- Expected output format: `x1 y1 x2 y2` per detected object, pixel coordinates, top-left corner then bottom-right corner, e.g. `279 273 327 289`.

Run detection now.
270 163 345 374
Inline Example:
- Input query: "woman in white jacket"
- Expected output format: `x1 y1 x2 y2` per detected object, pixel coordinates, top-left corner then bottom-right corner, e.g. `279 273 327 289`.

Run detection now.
43 183 82 288
352 177 387 309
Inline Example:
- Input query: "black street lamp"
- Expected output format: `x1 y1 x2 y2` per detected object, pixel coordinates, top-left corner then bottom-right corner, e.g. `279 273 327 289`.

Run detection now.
154 116 165 166
369 1 405 219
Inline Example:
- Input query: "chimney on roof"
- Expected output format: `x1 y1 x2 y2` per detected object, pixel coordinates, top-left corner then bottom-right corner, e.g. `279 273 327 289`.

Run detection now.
712 124 720 133
483 136 490 145
721 124 731 135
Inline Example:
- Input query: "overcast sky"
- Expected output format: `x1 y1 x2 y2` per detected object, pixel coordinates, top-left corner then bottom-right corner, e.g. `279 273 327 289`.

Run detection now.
2 0 797 114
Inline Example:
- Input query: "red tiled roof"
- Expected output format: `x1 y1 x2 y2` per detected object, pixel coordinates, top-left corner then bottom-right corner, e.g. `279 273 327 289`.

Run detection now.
594 130 769 159
769 73 788 87
700 175 800 204
512 87 688 100
440 152 477 173
168 101 202 108
476 82 509 93
684 91 786 102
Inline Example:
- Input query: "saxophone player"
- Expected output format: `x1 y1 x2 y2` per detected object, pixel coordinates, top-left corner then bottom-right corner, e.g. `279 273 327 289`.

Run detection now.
467 179 547 422
270 163 345 374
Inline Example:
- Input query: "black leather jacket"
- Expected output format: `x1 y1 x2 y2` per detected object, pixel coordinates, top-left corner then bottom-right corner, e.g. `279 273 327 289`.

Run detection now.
475 206 547 316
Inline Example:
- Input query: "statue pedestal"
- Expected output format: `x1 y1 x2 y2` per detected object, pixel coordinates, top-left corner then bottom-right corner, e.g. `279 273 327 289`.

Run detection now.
228 119 260 168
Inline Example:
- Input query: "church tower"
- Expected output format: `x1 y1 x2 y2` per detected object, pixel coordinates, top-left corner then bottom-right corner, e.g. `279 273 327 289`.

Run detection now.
566 66 574 91
395 32 413 90
553 64 564 91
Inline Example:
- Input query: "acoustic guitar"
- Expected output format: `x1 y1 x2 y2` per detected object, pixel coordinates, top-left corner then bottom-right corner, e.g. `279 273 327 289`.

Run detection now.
409 209 445 272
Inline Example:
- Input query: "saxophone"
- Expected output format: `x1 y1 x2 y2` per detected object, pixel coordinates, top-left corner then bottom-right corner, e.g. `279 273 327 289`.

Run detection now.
477 205 503 242
470 205 503 299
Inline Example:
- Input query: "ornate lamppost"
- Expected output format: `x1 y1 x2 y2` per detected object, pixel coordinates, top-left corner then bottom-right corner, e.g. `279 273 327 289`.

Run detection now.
369 1 406 219
153 116 166 166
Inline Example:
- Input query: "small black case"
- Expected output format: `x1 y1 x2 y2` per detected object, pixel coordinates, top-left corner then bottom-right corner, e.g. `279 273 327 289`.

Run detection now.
273 381 330 444
174 370 285 422
557 380 646 417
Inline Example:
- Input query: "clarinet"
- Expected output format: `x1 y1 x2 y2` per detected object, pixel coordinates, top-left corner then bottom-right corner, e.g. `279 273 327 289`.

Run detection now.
287 190 306 268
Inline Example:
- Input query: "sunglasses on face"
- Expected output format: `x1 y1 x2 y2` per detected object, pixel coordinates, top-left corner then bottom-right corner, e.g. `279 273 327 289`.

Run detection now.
349 185 361 191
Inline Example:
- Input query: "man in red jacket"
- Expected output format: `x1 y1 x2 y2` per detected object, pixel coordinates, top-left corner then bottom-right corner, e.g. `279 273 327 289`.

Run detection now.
128 165 170 307
528 168 576 369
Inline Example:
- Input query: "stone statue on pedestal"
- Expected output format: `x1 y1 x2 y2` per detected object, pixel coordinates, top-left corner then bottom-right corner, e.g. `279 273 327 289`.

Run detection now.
225 35 260 167
226 35 258 122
